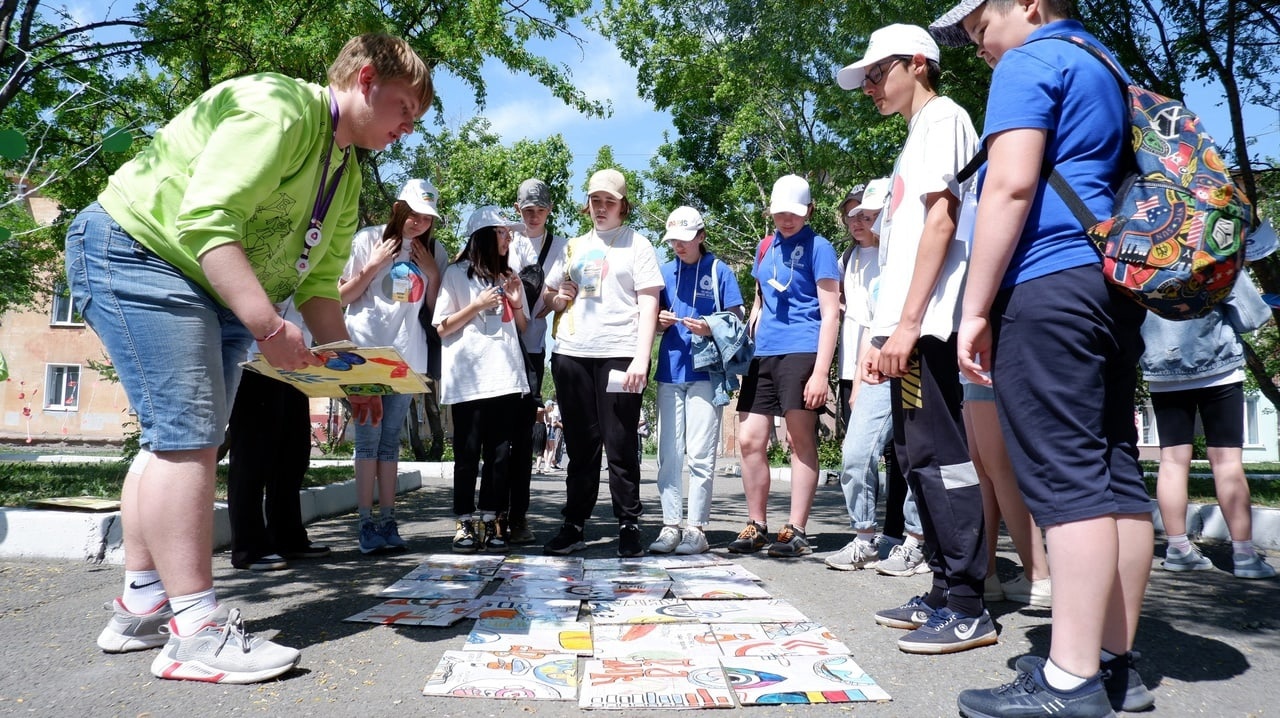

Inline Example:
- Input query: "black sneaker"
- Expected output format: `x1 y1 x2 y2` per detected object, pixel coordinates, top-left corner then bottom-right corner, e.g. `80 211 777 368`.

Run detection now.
958 656 1113 718
726 520 769 554
279 542 331 560
897 607 998 654
543 523 586 555
874 593 937 629
482 519 508 552
452 518 479 553
618 524 644 557
766 524 812 557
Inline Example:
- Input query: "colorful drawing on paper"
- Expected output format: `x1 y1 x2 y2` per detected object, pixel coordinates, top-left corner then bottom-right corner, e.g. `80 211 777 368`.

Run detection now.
468 598 582 621
709 623 851 657
669 576 772 600
583 564 671 582
665 564 763 582
380 579 488 600
646 553 732 569
410 554 507 573
588 599 699 624
591 623 723 660
683 599 809 624
241 341 428 398
423 649 579 700
344 598 473 627
719 654 892 705
496 563 585 582
578 658 736 709
463 618 594 655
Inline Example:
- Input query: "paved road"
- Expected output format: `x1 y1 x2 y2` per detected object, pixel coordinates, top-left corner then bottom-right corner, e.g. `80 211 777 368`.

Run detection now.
1 465 1277 717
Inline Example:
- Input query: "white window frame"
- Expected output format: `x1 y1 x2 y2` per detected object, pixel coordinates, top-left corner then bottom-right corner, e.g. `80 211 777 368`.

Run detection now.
50 282 84 326
44 363 81 412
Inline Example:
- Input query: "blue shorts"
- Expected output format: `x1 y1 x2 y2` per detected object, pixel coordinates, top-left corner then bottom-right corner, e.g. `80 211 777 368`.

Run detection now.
991 265 1152 526
65 204 253 452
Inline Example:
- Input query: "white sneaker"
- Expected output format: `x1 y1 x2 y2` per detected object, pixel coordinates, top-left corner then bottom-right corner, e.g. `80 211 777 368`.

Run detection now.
97 598 173 653
649 525 682 554
877 541 927 576
825 538 879 571
983 573 1005 602
674 527 709 555
1000 573 1052 607
150 606 300 684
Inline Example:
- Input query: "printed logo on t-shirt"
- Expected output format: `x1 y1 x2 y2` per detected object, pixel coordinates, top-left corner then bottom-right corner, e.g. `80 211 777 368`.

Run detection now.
697 272 715 299
572 248 609 298
244 191 302 301
383 260 426 303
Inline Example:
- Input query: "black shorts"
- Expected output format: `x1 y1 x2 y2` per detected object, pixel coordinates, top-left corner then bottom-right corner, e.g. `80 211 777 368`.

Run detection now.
1151 382 1244 448
737 353 817 417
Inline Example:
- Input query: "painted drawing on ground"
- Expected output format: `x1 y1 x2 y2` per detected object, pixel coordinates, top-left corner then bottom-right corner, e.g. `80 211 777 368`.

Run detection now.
578 658 736 709
423 649 579 700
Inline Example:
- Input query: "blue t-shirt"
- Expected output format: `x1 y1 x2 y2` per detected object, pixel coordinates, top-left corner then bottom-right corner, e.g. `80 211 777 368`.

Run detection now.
979 20 1128 288
751 225 841 356
656 252 745 383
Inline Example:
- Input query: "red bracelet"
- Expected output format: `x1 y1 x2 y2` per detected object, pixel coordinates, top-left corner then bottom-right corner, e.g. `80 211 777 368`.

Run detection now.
257 319 286 343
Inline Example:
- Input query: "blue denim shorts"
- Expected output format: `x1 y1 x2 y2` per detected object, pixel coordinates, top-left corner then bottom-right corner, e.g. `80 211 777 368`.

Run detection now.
64 204 253 452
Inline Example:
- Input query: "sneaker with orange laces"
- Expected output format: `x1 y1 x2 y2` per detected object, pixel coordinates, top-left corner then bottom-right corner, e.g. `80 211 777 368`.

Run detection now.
767 524 812 557
726 520 768 554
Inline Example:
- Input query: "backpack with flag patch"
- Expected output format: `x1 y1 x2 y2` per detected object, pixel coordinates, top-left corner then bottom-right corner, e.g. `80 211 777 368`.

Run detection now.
1047 36 1253 320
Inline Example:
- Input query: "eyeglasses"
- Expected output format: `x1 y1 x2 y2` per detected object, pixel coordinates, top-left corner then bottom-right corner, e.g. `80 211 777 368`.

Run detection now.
863 56 908 87
848 211 877 224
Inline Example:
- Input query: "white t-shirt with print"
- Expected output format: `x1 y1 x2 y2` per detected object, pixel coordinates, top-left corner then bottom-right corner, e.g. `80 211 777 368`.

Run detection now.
509 231 570 353
839 244 881 380
544 225 663 358
342 225 430 374
434 260 530 405
871 96 978 342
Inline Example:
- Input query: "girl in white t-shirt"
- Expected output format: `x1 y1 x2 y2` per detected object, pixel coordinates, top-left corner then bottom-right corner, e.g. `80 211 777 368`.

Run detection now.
434 206 529 553
541 169 663 557
340 179 440 555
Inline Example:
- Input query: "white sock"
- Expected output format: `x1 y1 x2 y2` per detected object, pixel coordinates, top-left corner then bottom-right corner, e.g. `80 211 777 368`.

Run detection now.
379 507 394 522
169 588 218 636
1043 658 1088 692
1232 540 1255 557
856 531 876 544
903 535 921 550
1166 533 1192 553
121 570 166 614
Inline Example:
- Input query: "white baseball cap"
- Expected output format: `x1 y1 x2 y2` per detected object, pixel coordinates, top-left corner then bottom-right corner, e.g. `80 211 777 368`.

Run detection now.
850 178 891 214
836 24 941 90
465 205 526 237
663 206 706 241
397 178 441 218
770 174 812 217
587 168 627 199
1246 217 1278 262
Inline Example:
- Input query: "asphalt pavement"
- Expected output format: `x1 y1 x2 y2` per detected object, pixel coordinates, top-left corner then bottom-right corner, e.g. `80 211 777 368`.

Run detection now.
0 463 1277 717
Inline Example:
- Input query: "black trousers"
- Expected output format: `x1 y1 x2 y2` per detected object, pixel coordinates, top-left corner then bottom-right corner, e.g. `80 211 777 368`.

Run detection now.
506 352 546 521
890 335 986 610
550 354 644 526
451 393 523 516
226 370 312 565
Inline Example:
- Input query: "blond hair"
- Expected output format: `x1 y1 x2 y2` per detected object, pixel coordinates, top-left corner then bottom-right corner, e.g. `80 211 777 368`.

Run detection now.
328 34 433 116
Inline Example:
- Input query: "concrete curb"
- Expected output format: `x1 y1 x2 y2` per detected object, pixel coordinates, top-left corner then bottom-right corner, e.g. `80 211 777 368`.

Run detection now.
0 461 454 564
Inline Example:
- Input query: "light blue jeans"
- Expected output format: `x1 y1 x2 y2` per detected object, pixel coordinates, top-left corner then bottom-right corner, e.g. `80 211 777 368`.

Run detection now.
353 392 413 461
64 204 252 451
839 379 921 534
655 381 722 527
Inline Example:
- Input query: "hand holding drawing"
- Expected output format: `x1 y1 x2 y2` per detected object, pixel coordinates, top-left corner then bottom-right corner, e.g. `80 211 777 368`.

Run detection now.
257 320 322 371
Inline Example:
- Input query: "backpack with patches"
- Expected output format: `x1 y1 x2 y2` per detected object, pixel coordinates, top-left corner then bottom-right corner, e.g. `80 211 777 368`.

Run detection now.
1048 36 1253 320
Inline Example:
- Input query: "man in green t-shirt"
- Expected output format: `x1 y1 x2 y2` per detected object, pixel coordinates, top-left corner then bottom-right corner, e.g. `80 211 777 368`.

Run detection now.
65 33 431 684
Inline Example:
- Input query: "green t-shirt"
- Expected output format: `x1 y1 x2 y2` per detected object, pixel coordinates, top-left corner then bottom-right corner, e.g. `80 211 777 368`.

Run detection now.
98 73 360 308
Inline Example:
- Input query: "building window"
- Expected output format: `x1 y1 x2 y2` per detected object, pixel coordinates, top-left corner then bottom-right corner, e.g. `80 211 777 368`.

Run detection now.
1244 395 1260 446
45 364 80 411
50 282 83 326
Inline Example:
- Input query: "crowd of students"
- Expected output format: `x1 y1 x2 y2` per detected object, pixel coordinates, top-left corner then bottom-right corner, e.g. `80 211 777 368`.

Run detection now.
72 9 1276 716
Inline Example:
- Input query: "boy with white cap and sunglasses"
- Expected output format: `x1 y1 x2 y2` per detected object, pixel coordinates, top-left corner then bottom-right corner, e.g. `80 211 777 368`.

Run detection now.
930 0 1156 715
835 24 992 656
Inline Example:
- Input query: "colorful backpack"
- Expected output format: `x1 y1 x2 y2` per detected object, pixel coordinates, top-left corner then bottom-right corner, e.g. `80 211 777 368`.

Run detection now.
1048 36 1253 320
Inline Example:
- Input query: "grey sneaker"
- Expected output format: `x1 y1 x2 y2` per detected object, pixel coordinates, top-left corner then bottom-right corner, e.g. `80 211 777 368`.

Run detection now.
97 598 173 653
825 537 879 571
726 521 769 554
1163 545 1213 572
149 606 300 684
1232 552 1276 579
898 607 998 654
379 518 407 550
674 526 710 555
874 593 937 629
358 519 388 554
767 524 812 557
876 542 926 576
649 526 682 554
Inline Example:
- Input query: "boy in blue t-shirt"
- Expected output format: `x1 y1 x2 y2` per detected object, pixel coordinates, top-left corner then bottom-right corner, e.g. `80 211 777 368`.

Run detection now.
931 0 1156 715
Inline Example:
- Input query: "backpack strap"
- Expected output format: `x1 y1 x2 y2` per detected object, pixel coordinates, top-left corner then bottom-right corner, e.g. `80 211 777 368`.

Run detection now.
710 257 721 313
537 231 555 268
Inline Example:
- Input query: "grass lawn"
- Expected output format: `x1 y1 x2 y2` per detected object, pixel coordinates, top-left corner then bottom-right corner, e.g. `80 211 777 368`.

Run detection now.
0 461 354 508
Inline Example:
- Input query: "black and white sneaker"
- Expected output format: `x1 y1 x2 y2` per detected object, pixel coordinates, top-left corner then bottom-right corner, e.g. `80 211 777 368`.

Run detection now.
618 524 645 557
898 607 998 654
543 523 586 555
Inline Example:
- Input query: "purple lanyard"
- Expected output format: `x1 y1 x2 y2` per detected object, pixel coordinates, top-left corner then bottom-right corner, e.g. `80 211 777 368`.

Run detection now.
296 88 352 274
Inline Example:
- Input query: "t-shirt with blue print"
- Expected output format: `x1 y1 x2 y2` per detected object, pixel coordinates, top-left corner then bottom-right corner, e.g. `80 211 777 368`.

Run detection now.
655 252 745 383
979 20 1128 288
751 225 841 357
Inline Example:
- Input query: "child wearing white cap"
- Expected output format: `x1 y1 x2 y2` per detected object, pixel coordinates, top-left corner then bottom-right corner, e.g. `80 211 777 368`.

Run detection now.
836 23 993 657
729 174 841 559
340 178 442 555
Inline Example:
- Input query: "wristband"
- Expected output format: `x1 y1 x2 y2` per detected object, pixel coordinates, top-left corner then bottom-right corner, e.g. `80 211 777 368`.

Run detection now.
257 319 286 343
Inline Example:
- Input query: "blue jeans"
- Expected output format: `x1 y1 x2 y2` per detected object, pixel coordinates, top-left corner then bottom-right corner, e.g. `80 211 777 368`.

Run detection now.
353 392 412 461
655 381 722 527
64 204 252 451
839 380 921 534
